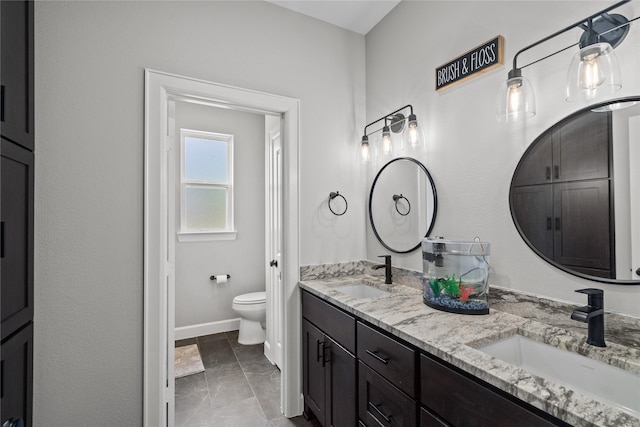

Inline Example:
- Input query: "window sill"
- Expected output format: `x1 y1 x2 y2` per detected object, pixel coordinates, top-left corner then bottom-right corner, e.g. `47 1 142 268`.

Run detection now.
177 230 237 242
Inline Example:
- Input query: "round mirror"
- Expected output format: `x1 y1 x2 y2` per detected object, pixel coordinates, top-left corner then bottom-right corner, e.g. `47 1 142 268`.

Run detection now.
369 157 437 253
510 96 640 284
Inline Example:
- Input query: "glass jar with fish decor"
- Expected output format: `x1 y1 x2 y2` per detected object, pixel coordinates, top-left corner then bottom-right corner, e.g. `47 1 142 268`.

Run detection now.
422 237 490 315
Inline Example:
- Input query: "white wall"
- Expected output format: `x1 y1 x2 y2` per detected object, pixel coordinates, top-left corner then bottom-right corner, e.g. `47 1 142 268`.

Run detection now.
365 1 640 316
34 1 366 425
174 102 266 330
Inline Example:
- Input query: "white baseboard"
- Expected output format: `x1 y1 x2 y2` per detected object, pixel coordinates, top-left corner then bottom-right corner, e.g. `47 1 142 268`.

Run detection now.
175 318 241 341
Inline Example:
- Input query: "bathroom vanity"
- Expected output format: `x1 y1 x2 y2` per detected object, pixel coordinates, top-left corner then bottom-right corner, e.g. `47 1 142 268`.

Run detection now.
299 273 640 427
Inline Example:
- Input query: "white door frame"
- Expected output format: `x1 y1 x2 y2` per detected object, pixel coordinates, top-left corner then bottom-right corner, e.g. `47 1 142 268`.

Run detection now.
144 69 302 426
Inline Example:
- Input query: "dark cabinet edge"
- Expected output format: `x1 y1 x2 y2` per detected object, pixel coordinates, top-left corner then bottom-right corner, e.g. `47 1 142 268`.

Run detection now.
420 352 569 426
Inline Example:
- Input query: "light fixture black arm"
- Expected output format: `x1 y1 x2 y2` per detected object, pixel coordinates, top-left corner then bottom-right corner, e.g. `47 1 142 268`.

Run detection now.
509 0 631 76
362 104 415 138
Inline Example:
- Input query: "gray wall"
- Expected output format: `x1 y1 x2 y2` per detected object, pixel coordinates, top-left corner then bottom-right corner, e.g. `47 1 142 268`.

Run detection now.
365 1 640 315
174 102 266 329
34 1 365 425
32 0 640 425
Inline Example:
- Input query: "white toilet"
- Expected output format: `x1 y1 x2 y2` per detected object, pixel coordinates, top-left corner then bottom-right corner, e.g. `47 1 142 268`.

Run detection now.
232 291 266 345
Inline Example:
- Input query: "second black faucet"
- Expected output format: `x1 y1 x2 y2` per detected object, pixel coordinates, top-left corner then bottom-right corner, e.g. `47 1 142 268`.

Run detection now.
373 255 393 284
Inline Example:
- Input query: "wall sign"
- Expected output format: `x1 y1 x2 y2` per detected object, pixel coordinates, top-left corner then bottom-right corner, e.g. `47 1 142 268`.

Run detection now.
435 36 504 91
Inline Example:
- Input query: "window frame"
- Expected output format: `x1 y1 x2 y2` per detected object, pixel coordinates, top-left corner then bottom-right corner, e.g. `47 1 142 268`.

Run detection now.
178 128 236 241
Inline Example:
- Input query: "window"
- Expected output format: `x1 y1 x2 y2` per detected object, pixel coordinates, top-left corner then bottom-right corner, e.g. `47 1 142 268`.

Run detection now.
179 129 235 241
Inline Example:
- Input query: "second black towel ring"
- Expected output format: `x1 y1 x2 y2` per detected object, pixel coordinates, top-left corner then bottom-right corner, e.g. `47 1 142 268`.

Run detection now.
392 194 411 216
328 191 348 216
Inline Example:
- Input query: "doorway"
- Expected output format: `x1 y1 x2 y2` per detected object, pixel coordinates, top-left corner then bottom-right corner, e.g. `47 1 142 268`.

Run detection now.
144 70 302 427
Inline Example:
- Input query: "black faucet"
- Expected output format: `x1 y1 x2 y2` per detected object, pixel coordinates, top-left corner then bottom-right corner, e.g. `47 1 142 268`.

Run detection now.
571 288 606 347
373 255 392 284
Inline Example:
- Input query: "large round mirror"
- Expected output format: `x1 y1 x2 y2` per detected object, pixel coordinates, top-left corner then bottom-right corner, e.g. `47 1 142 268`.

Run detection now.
369 157 437 253
510 96 640 284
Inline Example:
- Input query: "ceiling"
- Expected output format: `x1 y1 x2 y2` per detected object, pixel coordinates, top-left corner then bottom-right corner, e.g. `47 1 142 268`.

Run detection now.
266 0 401 35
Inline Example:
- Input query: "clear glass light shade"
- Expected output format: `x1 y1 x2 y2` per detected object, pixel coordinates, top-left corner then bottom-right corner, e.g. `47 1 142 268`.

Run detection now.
566 43 621 102
496 75 536 122
403 117 425 151
361 139 370 163
381 126 394 156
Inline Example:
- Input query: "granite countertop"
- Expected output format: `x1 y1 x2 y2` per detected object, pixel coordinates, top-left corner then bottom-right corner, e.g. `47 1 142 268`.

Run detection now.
298 274 640 427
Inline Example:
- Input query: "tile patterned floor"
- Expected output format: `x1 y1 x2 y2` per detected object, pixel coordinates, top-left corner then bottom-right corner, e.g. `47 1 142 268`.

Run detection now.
175 331 321 426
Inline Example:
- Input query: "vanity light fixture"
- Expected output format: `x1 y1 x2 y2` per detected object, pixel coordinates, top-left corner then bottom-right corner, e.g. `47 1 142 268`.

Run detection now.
360 105 423 162
497 0 634 123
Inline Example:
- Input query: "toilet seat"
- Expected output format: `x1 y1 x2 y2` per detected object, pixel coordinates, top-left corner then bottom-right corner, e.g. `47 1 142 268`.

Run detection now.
233 291 266 305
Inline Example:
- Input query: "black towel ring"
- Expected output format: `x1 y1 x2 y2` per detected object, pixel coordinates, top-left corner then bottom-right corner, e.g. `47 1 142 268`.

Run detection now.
392 194 411 216
328 191 348 216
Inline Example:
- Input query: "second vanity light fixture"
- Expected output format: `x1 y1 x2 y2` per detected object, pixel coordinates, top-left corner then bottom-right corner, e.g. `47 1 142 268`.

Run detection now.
361 104 423 162
497 0 633 123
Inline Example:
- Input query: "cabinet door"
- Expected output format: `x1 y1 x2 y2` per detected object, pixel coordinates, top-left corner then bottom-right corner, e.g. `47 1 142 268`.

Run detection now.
555 111 610 182
0 0 34 151
1 139 34 340
510 185 554 260
554 180 612 275
302 319 326 425
325 336 356 427
359 362 416 427
513 129 553 186
1 323 33 427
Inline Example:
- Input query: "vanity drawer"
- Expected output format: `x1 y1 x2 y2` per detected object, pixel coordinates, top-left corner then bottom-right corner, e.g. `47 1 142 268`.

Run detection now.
357 321 416 397
359 361 416 427
420 407 448 427
302 290 356 353
420 354 565 427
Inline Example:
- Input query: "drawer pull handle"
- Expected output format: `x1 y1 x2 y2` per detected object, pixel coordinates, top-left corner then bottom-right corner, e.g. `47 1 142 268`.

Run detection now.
321 341 328 367
366 349 389 365
369 401 392 423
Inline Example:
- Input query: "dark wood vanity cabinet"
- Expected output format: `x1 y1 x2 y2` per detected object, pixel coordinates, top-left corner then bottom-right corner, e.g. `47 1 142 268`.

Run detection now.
1 0 35 151
302 292 357 427
1 140 34 340
511 110 614 278
301 289 567 427
0 324 33 427
1 2 35 426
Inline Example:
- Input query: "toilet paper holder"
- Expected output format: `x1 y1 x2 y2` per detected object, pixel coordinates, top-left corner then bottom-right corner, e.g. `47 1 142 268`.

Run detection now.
210 274 231 281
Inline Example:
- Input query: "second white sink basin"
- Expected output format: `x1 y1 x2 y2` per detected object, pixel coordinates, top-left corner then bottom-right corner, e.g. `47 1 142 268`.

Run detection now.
333 283 391 299
478 334 640 417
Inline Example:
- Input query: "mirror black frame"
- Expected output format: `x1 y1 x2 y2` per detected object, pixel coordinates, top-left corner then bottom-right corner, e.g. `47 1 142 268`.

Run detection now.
369 157 438 253
509 96 640 285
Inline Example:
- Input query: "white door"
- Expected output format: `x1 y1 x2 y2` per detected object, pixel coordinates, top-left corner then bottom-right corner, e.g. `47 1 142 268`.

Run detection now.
265 125 283 369
166 99 177 426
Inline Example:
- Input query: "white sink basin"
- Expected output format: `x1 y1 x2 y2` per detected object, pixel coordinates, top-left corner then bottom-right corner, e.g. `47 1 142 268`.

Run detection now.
478 334 640 417
333 283 391 299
